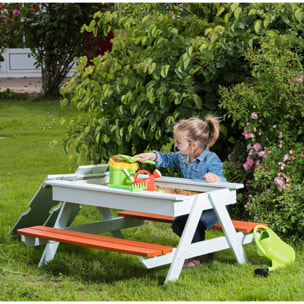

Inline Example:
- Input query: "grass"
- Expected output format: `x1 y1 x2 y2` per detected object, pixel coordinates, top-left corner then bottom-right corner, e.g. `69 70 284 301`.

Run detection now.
1 96 304 301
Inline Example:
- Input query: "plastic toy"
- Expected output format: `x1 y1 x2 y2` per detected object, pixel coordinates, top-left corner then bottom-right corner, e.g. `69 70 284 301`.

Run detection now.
107 158 160 192
253 225 295 277
119 154 155 165
108 158 139 190
133 169 162 191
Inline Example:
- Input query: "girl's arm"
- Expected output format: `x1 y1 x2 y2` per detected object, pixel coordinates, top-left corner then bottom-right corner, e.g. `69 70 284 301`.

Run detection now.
204 153 227 183
134 151 181 168
203 172 223 183
133 152 157 162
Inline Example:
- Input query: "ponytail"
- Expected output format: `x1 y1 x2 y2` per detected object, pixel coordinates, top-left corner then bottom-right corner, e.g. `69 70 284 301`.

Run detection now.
205 115 221 148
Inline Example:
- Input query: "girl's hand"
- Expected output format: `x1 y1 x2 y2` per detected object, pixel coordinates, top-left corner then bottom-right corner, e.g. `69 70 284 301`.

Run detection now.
133 152 157 163
203 172 222 183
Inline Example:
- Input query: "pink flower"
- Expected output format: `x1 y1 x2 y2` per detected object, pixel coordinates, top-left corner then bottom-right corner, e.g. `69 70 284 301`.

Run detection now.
243 156 254 171
245 133 255 139
258 151 266 157
251 113 258 119
274 176 284 191
278 132 283 139
273 125 277 128
283 154 289 162
243 163 250 170
242 126 255 139
12 9 20 15
253 143 262 151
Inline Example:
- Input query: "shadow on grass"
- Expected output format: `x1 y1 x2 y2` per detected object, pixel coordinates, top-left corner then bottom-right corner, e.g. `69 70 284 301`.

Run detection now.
39 244 169 285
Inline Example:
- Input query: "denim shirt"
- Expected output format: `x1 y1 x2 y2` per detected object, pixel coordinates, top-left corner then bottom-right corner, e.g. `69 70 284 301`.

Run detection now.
152 148 227 182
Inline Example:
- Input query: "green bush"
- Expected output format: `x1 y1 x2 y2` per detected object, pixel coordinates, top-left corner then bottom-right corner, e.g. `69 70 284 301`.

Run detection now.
219 39 304 240
61 3 304 167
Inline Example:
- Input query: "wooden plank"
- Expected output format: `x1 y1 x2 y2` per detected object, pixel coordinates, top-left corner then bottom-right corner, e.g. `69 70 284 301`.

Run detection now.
117 211 268 233
212 220 268 233
118 211 175 223
17 226 172 257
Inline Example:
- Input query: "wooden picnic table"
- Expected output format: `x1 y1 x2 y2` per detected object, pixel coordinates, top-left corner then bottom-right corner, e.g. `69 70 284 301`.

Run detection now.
12 165 261 284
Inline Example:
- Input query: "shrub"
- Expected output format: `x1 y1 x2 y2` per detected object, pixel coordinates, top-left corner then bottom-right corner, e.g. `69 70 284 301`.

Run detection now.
61 3 304 166
220 39 304 240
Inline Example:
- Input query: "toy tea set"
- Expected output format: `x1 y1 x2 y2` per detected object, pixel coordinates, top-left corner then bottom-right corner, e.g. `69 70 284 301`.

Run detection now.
108 154 161 192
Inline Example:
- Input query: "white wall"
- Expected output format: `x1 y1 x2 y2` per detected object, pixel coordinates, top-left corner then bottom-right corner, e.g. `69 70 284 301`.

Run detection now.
0 48 76 78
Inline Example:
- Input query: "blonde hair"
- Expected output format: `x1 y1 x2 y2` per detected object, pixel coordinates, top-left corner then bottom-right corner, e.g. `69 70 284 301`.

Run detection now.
173 115 221 160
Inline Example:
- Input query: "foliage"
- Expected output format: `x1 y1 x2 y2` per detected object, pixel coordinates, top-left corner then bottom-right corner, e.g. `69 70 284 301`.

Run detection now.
62 3 304 169
19 3 113 98
219 40 304 240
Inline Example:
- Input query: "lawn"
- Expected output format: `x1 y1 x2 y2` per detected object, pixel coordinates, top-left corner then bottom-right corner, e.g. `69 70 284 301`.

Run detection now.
1 96 303 301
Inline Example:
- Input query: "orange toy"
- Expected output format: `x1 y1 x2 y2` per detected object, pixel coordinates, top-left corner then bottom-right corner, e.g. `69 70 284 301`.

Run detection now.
133 169 161 191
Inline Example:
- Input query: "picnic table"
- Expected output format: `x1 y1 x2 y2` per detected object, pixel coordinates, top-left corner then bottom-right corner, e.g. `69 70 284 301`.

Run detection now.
11 165 263 284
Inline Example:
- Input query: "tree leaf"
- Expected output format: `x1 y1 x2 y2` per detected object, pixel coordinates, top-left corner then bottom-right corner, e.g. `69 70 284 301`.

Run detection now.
254 19 262 34
234 7 242 20
192 94 202 110
161 64 170 78
295 8 304 23
216 6 225 17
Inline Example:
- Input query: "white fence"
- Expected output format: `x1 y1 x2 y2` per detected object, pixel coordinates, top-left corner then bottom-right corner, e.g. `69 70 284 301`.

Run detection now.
0 48 76 78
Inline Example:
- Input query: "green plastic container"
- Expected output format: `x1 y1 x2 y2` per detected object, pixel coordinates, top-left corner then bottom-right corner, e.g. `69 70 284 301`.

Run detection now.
108 158 138 190
253 225 295 272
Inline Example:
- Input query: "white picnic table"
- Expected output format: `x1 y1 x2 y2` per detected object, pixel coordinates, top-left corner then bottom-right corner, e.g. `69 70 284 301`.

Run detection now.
12 165 255 284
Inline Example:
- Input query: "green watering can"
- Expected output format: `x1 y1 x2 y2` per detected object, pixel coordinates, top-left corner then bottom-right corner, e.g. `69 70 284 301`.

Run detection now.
253 225 295 277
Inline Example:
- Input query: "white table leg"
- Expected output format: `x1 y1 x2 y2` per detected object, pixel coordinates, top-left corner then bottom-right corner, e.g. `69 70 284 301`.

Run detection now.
208 191 248 263
38 202 76 267
97 207 124 238
164 194 206 284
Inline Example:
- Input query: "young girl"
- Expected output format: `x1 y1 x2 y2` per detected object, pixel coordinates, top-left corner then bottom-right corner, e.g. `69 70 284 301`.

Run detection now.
134 116 227 267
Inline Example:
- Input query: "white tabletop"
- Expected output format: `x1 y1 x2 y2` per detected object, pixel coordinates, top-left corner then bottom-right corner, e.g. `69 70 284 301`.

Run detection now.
45 177 240 217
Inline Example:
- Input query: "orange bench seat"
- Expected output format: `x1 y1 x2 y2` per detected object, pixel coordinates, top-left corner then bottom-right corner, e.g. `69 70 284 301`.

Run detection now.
17 226 172 258
117 211 268 233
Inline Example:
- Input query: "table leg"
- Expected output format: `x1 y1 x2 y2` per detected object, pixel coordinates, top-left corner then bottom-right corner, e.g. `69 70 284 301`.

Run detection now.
208 191 248 263
38 202 79 267
164 195 204 284
96 207 124 238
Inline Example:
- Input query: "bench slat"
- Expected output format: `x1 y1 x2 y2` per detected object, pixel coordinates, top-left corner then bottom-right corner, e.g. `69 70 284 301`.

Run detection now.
117 211 268 233
118 210 175 223
17 226 172 257
211 220 267 233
